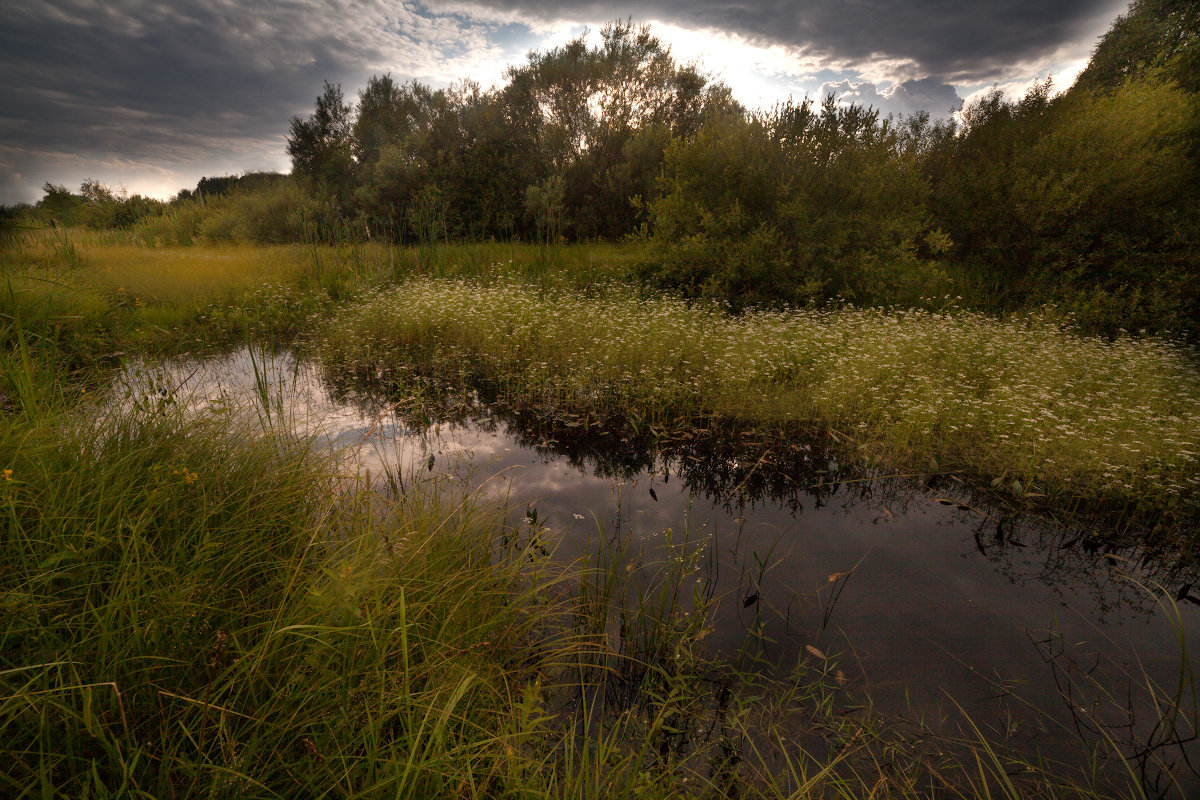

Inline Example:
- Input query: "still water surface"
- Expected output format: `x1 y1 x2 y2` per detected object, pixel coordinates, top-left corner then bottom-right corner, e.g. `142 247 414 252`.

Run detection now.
114 347 1200 794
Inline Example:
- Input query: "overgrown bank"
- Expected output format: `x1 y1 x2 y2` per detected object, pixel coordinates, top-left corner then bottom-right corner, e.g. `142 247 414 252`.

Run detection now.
316 279 1200 533
6 229 1199 531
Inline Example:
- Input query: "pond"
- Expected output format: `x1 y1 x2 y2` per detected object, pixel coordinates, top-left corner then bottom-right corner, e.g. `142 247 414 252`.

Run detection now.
113 347 1200 797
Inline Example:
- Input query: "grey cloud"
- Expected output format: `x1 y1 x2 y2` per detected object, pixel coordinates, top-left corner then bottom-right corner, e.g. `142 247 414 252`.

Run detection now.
0 1 465 201
819 77 964 117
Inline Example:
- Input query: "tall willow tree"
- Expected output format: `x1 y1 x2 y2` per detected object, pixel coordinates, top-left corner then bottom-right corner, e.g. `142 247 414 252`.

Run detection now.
645 95 938 309
1075 0 1200 92
286 82 354 203
503 21 733 238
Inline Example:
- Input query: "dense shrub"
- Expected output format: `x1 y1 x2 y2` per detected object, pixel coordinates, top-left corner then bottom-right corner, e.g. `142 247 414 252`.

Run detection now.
926 75 1200 334
640 98 942 310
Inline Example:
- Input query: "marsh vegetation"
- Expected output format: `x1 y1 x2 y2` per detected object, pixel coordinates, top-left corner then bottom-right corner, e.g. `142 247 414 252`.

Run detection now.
3 221 1199 798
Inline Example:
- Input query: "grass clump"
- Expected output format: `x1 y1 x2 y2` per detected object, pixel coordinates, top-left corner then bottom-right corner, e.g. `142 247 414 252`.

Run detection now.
317 279 1200 526
0 370 567 797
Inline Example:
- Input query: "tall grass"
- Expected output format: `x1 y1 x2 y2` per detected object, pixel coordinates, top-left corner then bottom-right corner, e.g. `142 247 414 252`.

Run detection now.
0 332 582 797
3 229 644 353
11 228 639 299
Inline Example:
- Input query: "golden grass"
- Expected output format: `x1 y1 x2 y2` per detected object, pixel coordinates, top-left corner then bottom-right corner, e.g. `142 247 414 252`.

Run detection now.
3 230 304 299
7 230 641 303
74 243 304 300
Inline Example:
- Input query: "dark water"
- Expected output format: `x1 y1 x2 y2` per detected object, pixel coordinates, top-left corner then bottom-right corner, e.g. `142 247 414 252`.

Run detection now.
114 348 1200 796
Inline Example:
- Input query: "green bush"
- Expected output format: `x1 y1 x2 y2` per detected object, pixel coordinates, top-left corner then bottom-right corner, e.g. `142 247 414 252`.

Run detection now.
926 74 1200 334
178 180 357 245
642 98 940 310
131 202 208 246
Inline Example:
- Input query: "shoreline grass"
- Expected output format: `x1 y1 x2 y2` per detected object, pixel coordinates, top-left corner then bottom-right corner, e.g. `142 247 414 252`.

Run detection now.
0 386 550 796
7 228 1197 524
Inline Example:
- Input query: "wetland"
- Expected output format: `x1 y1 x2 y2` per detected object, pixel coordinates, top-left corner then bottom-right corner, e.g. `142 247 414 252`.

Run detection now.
3 232 1199 799
5 7 1200 793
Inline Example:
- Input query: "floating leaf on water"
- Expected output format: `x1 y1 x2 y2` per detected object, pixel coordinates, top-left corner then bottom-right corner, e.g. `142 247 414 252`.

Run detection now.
649 487 658 501
827 572 847 582
805 644 827 660
742 591 759 608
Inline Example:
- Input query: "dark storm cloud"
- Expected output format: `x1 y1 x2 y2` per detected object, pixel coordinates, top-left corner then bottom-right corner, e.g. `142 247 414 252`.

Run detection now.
0 1 461 202
463 0 1124 83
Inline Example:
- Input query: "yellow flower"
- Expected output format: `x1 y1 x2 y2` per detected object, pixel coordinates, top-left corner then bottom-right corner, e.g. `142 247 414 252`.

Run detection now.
3 469 12 481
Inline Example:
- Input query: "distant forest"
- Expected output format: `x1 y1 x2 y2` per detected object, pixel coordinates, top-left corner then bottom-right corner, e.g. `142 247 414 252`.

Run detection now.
13 0 1200 333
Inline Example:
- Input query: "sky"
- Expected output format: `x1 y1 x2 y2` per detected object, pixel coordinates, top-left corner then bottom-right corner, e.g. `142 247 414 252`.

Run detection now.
0 0 1132 206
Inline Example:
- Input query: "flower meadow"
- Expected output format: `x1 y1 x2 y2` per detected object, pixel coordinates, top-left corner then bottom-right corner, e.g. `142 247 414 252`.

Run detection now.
319 278 1200 518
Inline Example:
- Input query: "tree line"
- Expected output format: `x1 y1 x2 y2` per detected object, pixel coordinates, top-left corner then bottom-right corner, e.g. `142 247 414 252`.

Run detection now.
264 4 1200 331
